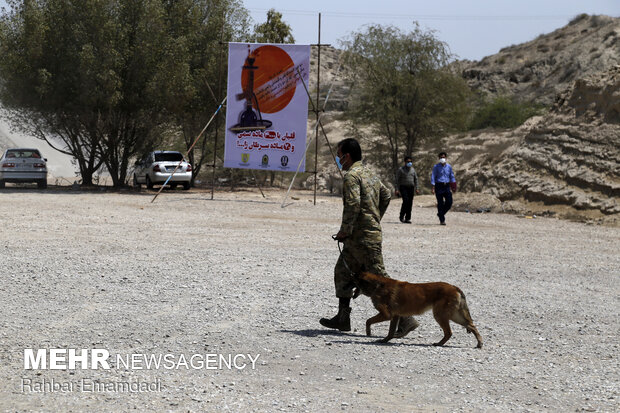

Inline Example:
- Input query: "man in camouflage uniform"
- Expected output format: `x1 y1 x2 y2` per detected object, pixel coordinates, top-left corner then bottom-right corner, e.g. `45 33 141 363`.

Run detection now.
320 138 419 337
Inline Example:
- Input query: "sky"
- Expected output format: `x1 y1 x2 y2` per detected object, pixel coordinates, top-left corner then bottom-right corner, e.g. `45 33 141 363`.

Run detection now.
0 1 617 61
243 0 619 61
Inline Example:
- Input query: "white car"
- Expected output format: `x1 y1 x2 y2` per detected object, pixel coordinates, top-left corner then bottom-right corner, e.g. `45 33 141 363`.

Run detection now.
133 151 192 190
0 148 48 189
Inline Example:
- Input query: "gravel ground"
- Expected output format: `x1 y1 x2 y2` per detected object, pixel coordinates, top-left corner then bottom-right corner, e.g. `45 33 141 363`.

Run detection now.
0 188 618 412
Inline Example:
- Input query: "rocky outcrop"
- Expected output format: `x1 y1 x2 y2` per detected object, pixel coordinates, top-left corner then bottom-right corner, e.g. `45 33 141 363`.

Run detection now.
445 65 620 216
457 14 620 105
309 45 350 111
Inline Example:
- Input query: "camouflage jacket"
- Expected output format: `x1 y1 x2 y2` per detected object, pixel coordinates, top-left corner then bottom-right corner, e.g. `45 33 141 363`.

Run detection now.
339 161 391 245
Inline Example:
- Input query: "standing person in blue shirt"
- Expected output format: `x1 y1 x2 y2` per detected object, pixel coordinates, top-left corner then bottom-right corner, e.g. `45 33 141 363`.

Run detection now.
431 152 456 225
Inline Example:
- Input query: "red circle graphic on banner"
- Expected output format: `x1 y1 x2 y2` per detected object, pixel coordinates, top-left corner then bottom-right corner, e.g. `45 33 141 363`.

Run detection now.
241 45 296 114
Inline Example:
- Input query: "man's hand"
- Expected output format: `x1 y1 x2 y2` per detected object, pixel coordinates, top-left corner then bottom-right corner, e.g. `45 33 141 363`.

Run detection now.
415 189 420 195
395 190 400 197
334 230 349 241
431 186 435 195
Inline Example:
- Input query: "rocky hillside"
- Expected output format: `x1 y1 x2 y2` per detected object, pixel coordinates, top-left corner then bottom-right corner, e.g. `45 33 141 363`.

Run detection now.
306 15 620 224
439 64 620 223
308 45 349 111
457 14 620 105
309 15 620 108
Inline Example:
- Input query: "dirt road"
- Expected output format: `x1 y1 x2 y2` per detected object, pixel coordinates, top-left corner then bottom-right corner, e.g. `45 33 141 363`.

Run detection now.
0 188 618 412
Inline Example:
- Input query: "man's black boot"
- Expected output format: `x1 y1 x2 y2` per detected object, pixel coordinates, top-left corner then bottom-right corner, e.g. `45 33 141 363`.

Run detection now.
319 307 351 331
320 298 351 331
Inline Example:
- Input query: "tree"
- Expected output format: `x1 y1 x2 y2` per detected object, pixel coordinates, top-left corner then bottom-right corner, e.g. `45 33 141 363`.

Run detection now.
252 8 294 44
469 96 545 130
155 0 250 186
0 0 173 186
0 0 107 185
342 24 471 173
0 0 250 187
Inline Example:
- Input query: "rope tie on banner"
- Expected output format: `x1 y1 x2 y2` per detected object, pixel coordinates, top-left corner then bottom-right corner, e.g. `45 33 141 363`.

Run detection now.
151 97 227 203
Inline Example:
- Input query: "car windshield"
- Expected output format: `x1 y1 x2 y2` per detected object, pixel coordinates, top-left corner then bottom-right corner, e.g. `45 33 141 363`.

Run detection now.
6 150 41 159
154 152 183 162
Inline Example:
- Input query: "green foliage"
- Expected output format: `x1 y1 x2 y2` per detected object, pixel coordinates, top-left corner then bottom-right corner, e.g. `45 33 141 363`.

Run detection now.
154 0 250 184
0 0 250 186
341 24 471 173
469 97 545 130
251 8 294 44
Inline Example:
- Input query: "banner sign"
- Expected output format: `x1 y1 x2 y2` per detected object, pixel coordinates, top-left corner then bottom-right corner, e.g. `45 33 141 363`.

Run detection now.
224 43 310 171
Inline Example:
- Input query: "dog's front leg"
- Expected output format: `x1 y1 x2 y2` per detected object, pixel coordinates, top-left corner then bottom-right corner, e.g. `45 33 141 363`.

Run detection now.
366 312 390 337
379 317 400 343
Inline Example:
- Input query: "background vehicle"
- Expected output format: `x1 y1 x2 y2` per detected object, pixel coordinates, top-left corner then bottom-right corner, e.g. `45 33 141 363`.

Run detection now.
133 151 192 190
0 148 47 189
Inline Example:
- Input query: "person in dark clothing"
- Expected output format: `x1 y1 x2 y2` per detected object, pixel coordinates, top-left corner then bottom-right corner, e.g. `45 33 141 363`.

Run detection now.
395 156 419 224
320 139 419 338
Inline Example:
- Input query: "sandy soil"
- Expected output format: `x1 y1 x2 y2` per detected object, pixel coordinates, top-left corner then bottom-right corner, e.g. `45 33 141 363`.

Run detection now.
0 188 618 412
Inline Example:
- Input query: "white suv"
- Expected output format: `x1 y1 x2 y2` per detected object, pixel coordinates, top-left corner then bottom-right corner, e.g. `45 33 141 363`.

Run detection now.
133 151 192 190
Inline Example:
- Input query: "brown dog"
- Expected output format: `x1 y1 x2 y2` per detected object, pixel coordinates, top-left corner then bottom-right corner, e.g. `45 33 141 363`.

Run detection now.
353 272 483 348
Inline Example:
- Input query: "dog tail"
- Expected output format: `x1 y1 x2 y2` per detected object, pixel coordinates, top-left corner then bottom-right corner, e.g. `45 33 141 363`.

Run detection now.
456 287 476 333
456 287 484 348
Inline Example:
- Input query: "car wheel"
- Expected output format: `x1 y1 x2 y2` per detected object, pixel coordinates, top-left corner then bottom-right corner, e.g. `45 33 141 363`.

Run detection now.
170 183 178 189
133 174 141 189
182 182 190 190
37 179 47 189
146 175 154 189
0 180 4 189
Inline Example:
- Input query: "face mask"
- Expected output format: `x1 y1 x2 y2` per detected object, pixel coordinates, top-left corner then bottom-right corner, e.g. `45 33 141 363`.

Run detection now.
440 158 447 164
336 156 343 170
406 162 412 168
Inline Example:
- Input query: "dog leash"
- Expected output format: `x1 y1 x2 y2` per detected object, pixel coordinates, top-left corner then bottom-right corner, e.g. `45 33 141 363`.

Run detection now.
331 235 360 299
331 234 354 274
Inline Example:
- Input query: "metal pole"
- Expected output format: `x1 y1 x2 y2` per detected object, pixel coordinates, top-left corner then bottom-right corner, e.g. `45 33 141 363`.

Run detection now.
281 67 341 208
212 16 225 201
281 128 317 208
250 170 266 198
314 13 321 206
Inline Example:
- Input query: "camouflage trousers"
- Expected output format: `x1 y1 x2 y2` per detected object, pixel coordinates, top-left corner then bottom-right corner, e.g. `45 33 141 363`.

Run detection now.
334 241 387 298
